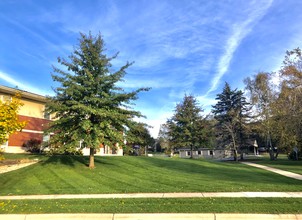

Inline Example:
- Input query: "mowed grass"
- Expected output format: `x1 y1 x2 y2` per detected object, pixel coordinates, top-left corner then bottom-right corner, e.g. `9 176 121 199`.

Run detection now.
0 154 301 196
0 198 301 214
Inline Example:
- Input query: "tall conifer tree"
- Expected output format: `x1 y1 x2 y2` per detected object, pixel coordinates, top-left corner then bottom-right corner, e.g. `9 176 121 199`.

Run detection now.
46 33 149 168
167 95 207 158
212 83 250 161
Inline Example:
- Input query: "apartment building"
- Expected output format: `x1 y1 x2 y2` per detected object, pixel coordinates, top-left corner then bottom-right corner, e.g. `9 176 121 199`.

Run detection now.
0 85 123 155
0 85 52 153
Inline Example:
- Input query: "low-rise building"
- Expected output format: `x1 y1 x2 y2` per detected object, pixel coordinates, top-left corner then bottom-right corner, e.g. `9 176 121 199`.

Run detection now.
0 85 52 153
0 85 123 156
178 148 232 159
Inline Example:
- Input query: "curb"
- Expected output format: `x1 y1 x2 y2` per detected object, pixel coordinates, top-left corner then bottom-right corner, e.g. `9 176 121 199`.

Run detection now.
1 192 302 200
0 213 302 220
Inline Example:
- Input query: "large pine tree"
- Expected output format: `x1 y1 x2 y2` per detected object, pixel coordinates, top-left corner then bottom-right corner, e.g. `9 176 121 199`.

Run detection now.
212 82 250 161
167 95 207 158
46 33 149 168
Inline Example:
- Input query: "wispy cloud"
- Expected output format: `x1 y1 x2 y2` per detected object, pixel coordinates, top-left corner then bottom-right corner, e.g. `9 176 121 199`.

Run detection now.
0 14 68 57
0 70 52 96
0 71 21 87
205 0 275 96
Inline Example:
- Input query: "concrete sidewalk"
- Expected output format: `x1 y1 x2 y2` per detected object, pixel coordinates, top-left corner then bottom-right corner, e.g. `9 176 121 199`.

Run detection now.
1 192 302 200
0 161 38 174
1 213 302 220
242 162 302 181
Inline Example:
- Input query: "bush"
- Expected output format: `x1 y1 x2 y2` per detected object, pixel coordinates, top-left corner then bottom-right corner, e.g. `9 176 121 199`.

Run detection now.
0 149 4 161
288 150 302 160
23 138 42 153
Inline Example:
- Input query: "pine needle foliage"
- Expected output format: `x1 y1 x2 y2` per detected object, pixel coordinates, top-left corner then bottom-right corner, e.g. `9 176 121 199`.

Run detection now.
167 95 208 158
45 33 149 168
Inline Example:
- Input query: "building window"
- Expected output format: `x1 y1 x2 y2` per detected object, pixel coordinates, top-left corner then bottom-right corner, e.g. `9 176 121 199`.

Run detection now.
187 151 191 156
1 95 11 102
44 111 50 120
43 135 50 142
209 150 214 156
198 150 201 155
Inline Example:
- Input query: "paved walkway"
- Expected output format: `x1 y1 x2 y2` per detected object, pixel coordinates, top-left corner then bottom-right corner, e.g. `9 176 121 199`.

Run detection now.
1 192 302 200
1 213 302 220
242 162 302 181
0 161 38 174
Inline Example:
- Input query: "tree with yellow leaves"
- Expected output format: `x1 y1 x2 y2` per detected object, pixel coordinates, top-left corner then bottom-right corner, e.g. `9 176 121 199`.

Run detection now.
0 93 26 145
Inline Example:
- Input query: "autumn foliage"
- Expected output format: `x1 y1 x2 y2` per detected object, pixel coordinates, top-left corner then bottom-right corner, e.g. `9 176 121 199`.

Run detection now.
0 93 27 145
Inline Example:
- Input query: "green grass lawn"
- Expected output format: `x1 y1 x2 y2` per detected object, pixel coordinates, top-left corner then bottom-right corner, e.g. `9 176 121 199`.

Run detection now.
0 154 301 196
247 154 302 175
0 198 301 214
1 153 302 214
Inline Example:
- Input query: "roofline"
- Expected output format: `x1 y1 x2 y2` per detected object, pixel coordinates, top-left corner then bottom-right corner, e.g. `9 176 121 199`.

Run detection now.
0 85 48 103
178 148 223 151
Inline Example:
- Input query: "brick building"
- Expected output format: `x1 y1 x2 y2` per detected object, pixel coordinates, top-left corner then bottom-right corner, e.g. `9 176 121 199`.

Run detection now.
0 85 52 153
0 85 123 155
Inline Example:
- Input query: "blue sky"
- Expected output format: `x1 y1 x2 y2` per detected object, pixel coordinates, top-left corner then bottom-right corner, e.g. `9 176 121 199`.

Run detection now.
1 0 302 137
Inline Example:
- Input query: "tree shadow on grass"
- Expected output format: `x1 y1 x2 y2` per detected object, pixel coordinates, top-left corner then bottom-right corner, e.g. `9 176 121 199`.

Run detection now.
41 154 116 168
41 155 88 167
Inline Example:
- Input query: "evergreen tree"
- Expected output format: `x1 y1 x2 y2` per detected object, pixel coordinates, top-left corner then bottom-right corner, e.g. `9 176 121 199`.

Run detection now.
167 95 207 158
212 82 250 161
46 33 149 168
125 123 154 156
157 123 172 154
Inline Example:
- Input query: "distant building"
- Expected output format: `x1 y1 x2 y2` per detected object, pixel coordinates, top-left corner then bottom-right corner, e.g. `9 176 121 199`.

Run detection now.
0 85 123 156
178 148 232 159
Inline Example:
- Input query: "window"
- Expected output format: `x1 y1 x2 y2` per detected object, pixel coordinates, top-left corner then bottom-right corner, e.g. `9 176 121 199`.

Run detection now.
209 150 214 156
198 150 201 155
43 110 51 120
0 95 11 102
43 135 50 142
187 151 191 156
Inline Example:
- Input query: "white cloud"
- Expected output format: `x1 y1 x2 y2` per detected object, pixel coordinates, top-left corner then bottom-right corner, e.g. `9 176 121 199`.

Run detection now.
136 111 174 138
0 70 52 96
0 71 21 87
205 0 274 96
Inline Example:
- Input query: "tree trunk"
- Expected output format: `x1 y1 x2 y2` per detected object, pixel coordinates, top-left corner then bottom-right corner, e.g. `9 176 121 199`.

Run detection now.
190 145 193 159
240 149 244 160
234 149 238 161
275 151 279 160
89 147 95 169
269 149 275 160
267 132 275 160
230 131 238 161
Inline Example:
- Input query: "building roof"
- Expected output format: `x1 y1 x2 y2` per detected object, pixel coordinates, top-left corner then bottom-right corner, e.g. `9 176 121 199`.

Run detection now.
178 148 217 151
0 85 47 103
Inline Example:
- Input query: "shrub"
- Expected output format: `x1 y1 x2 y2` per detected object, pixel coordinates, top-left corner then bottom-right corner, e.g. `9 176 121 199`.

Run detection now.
0 149 4 161
23 138 42 153
288 150 302 160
